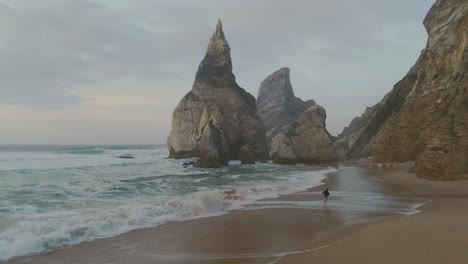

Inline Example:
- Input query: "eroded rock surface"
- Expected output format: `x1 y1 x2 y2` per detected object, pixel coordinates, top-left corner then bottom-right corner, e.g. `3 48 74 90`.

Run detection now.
238 145 256 164
337 0 468 180
271 105 336 164
198 121 229 168
257 67 315 148
167 20 268 167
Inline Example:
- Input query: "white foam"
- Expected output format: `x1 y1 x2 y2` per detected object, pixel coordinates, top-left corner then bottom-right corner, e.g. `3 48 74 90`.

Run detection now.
0 167 333 261
250 191 430 216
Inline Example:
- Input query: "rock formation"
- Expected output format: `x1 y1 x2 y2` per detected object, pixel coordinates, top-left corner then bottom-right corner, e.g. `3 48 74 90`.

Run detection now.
257 67 315 148
257 67 336 164
334 101 382 159
167 20 268 167
198 120 229 168
271 105 337 164
337 0 468 180
238 145 256 164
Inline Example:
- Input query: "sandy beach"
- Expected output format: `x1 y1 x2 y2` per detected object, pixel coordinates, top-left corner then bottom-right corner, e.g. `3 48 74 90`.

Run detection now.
276 167 468 264
5 166 468 264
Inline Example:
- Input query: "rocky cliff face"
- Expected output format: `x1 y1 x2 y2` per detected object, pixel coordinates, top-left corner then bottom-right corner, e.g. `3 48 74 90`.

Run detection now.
256 67 315 148
167 20 268 167
335 104 377 152
271 105 336 164
338 0 468 180
334 97 385 160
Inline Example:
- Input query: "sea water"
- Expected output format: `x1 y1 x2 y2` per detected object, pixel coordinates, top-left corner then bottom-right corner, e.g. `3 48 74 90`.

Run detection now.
0 145 333 260
0 145 427 261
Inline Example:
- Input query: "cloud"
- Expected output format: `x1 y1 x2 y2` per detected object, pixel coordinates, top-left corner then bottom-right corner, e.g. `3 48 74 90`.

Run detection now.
0 0 200 108
0 0 435 142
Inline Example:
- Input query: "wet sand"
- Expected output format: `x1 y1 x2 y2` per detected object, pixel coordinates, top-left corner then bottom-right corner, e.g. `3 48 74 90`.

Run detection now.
275 167 468 264
6 166 460 264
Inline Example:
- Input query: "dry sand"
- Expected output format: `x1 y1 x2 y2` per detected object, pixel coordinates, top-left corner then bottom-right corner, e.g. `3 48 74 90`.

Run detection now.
5 166 468 264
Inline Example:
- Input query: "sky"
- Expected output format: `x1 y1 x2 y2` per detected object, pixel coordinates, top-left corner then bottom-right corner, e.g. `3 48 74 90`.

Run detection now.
0 0 435 145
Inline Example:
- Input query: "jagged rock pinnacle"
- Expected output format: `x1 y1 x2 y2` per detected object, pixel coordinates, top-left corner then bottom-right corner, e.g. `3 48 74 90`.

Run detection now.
213 19 224 39
194 19 235 87
257 67 295 102
167 19 268 165
256 67 316 148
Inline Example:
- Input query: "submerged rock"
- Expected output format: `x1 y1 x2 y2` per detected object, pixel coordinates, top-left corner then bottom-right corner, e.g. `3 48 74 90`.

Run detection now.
167 20 268 167
117 155 135 159
182 160 197 168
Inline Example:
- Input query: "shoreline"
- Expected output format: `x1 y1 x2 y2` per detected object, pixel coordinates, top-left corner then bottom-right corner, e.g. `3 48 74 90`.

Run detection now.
275 167 468 264
4 166 458 264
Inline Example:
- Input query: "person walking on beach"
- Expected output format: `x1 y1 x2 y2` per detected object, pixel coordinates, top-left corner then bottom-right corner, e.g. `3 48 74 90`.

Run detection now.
321 188 330 205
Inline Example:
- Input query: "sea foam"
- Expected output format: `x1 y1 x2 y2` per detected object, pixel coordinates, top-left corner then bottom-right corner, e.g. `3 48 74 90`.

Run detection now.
0 145 334 260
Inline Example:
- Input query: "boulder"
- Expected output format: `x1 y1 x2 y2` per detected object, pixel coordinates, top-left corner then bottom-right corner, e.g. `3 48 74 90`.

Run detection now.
271 134 297 164
198 121 229 168
271 105 337 164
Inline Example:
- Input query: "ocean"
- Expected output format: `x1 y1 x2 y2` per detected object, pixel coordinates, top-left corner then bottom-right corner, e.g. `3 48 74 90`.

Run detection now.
0 145 333 260
0 145 426 261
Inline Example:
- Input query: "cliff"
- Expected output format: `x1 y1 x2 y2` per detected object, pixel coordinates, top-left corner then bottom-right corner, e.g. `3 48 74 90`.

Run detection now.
338 0 468 180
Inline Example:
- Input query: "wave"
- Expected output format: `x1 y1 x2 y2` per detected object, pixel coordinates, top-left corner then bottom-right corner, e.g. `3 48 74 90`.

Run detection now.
65 147 107 155
0 168 333 261
0 146 164 171
0 145 159 153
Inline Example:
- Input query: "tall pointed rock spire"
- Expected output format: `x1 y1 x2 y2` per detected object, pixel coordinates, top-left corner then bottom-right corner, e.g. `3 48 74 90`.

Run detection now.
256 67 316 149
168 19 268 165
213 19 225 39
194 19 235 87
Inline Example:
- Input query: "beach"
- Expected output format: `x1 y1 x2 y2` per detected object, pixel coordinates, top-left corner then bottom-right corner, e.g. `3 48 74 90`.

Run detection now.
0 145 332 261
1 0 466 263
6 165 467 264
276 168 468 264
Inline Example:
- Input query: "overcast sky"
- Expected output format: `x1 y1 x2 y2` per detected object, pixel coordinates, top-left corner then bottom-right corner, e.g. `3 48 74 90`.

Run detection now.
0 0 434 144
